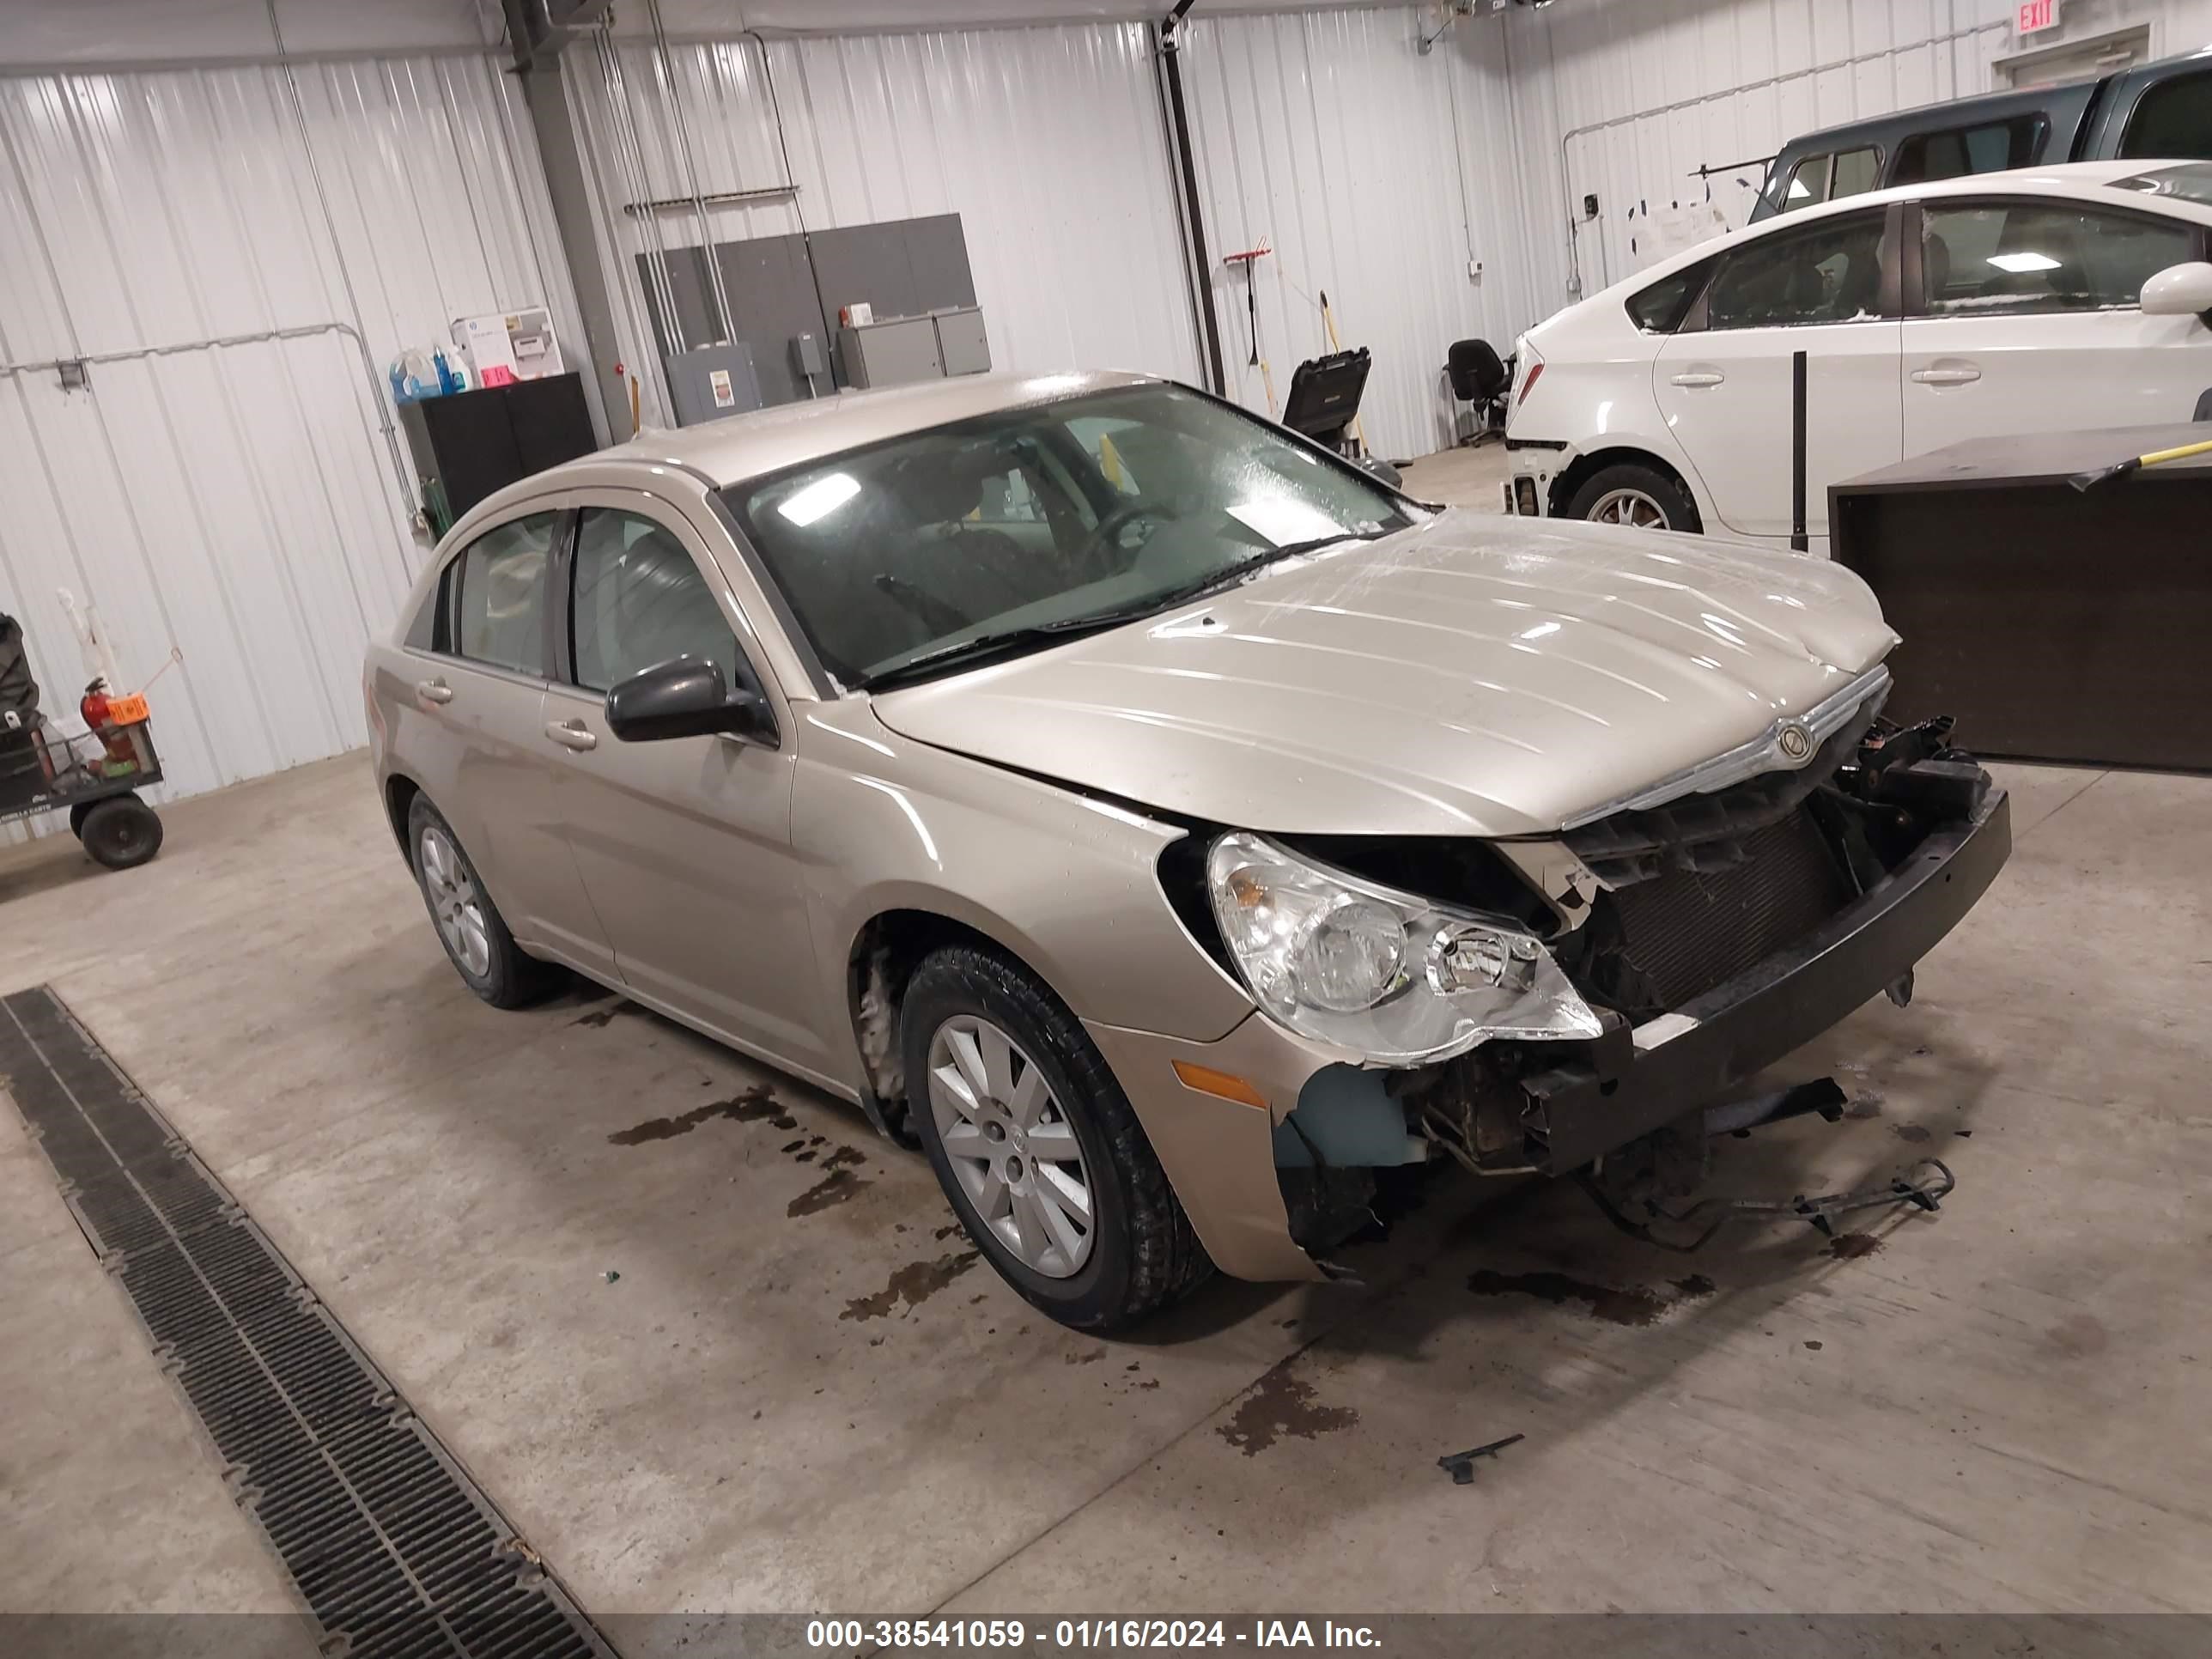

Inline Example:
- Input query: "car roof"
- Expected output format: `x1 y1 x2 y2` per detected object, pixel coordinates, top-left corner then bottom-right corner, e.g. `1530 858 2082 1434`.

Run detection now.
1771 80 2100 161
567 368 1158 490
1557 159 2212 319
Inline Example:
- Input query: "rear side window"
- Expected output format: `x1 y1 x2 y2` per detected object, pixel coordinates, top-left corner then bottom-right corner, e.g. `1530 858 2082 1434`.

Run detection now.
1624 258 1716 331
2119 67 2212 161
1705 210 1888 330
453 512 559 677
1893 116 2046 185
1919 201 2197 315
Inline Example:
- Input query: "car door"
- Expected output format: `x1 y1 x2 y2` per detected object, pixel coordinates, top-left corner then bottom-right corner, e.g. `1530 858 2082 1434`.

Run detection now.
1653 204 1904 544
537 492 835 1075
1901 195 2212 459
406 507 616 976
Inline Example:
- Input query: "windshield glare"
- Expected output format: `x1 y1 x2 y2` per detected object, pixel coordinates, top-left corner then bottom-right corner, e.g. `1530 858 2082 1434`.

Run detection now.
722 385 1413 686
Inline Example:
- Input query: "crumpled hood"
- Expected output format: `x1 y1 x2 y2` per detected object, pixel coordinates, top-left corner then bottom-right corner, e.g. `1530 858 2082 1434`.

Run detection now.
869 509 1899 837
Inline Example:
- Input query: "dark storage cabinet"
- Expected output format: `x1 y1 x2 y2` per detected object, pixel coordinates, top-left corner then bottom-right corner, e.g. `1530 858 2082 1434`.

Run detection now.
398 373 595 531
1830 423 2212 772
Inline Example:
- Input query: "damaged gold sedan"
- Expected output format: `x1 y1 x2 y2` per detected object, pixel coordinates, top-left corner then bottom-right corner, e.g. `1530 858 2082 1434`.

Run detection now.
366 371 2009 1329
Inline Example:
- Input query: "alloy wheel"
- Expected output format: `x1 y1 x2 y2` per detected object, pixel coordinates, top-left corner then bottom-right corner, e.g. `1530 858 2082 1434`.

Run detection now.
1587 487 1669 528
927 1014 1095 1278
419 824 492 979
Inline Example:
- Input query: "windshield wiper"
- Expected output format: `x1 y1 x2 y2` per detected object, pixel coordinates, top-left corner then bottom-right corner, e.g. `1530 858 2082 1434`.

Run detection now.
858 530 1391 692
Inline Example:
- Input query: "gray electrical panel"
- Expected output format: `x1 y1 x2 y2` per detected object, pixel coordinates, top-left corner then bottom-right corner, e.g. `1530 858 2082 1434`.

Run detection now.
836 316 945 390
665 342 763 428
933 307 990 377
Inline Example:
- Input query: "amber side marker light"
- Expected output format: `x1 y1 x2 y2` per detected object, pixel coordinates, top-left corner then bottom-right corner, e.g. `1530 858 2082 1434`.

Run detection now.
1172 1061 1269 1109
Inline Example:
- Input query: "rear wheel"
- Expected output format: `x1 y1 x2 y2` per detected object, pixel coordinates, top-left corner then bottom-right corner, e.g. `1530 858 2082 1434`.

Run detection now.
78 793 162 869
1566 462 1700 533
406 795 558 1008
901 945 1212 1330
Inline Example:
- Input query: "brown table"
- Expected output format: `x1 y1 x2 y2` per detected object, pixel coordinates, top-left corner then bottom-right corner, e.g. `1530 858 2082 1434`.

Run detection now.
1830 423 2212 772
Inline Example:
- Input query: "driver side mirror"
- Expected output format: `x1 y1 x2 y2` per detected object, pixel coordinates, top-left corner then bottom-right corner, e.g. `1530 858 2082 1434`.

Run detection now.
2140 260 2212 326
605 658 776 747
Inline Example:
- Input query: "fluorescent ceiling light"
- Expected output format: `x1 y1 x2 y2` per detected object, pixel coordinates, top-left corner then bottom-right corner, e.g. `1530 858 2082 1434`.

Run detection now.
1986 251 2061 273
779 471 861 526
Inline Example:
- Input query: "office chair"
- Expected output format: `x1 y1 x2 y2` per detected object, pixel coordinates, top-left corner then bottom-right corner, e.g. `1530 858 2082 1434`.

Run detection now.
1446 337 1513 447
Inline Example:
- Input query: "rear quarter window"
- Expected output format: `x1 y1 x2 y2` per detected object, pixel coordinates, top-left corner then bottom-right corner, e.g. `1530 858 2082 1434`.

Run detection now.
1624 258 1717 331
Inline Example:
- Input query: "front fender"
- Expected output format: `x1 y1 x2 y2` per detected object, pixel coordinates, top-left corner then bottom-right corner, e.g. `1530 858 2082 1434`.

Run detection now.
793 702 1255 1094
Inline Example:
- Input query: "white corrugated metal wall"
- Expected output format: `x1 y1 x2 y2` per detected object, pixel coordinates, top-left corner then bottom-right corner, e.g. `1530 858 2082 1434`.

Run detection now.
1182 7 1545 458
1498 0 2212 315
572 21 1202 434
0 44 580 828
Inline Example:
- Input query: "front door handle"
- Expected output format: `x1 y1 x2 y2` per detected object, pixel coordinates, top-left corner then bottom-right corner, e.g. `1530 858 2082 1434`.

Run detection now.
416 678 453 705
544 719 598 753
1911 364 1982 386
1669 369 1725 388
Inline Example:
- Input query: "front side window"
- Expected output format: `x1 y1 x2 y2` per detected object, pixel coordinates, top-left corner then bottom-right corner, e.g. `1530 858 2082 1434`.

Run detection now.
453 511 558 677
1919 201 2197 316
1704 211 1889 330
724 385 1414 688
569 507 745 695
2118 68 2212 161
1893 116 2046 185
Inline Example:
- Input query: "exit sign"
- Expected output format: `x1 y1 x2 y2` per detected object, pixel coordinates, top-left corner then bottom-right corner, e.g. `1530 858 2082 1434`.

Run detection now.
2019 0 2061 35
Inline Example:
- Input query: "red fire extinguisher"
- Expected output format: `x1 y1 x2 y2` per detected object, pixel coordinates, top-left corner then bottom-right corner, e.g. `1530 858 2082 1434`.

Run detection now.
81 678 137 772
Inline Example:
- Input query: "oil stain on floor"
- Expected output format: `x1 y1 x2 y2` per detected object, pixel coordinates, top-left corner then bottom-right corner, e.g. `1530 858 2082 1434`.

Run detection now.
606 1084 793 1145
788 1145 870 1217
1218 1363 1358 1455
841 1250 981 1321
1466 1267 1717 1328
1828 1232 1883 1260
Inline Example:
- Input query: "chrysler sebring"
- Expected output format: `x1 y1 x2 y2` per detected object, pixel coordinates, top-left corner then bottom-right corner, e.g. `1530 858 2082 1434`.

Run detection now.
365 371 2010 1328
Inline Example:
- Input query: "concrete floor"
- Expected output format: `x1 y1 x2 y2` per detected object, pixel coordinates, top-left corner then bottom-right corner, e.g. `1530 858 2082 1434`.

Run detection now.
3 459 2208 1622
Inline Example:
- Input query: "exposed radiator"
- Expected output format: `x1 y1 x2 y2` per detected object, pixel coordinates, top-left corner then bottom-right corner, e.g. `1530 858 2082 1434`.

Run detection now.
1574 806 1852 1020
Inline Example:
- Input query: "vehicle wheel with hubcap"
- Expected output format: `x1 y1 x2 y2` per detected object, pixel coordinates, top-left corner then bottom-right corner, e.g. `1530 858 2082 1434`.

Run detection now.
77 793 162 869
1566 462 1701 533
407 794 558 1008
901 944 1212 1330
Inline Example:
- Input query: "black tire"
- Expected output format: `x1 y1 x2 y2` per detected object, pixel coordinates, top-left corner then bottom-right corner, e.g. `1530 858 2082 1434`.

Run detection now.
1565 461 1702 533
901 945 1212 1331
405 794 559 1009
77 793 162 869
68 800 94 840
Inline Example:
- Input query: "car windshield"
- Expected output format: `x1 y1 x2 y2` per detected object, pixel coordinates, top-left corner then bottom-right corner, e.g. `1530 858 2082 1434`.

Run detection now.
720 384 1414 688
2110 161 2212 207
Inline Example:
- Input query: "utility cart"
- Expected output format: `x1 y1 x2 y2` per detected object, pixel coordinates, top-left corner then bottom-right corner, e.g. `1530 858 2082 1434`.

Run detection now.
0 689 166 870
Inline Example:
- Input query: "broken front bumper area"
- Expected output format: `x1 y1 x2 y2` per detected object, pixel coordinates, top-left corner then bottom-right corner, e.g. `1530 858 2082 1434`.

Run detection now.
1416 775 2010 1179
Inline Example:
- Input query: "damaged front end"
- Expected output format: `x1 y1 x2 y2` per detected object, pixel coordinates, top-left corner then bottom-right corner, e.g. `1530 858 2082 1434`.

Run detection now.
1255 708 2010 1259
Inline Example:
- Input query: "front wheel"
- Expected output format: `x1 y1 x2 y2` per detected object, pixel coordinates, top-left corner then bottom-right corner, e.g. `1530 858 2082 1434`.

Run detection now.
1565 462 1701 533
901 945 1212 1331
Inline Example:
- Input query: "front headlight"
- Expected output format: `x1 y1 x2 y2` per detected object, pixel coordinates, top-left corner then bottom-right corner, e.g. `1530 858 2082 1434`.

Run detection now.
1206 831 1602 1064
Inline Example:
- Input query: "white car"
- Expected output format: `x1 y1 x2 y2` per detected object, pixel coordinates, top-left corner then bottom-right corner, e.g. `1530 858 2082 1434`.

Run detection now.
1504 160 2212 550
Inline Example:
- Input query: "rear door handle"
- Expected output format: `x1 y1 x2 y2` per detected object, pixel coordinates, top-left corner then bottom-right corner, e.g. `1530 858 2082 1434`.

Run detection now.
544 719 598 753
1668 370 1725 388
1911 365 1982 386
416 678 453 705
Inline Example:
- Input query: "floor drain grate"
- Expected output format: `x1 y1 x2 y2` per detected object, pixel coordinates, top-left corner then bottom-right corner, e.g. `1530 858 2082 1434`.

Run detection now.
0 985 617 1659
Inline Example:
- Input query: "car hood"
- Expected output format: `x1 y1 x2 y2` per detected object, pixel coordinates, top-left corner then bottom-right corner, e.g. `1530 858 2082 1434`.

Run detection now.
867 509 1899 837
